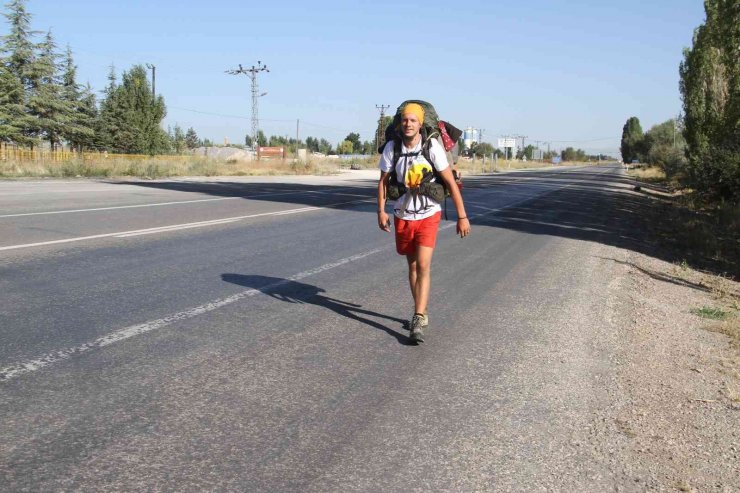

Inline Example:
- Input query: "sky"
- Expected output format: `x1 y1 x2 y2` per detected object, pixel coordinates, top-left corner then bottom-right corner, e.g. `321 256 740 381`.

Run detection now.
5 0 706 156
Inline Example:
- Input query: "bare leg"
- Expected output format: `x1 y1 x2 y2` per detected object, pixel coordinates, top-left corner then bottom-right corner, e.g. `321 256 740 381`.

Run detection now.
412 246 434 315
406 253 418 309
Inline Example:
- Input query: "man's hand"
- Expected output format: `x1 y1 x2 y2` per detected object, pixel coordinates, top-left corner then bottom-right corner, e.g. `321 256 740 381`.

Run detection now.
457 217 470 238
378 211 391 233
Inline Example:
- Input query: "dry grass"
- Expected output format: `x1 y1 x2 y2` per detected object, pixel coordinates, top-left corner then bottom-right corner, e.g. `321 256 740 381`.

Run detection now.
627 165 668 183
456 159 606 175
0 155 345 179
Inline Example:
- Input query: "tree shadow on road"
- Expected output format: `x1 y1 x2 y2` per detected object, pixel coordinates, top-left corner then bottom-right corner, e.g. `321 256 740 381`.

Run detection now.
112 166 738 280
221 273 414 345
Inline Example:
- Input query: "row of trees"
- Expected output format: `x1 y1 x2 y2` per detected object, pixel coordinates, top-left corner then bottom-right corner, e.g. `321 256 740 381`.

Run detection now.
245 131 377 156
620 116 686 175
623 1 738 201
0 0 211 155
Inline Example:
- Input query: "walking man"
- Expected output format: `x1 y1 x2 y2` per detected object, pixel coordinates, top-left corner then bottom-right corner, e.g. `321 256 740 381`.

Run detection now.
377 102 470 343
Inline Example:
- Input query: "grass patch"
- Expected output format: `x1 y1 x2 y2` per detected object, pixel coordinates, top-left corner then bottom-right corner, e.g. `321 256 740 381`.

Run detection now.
627 165 668 184
691 306 729 320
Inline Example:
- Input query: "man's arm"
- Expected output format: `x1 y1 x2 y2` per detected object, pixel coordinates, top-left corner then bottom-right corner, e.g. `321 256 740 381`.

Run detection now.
377 171 391 232
437 167 470 238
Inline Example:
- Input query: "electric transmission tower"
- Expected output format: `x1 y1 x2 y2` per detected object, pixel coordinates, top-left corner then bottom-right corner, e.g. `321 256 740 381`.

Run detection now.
226 61 269 150
375 104 390 150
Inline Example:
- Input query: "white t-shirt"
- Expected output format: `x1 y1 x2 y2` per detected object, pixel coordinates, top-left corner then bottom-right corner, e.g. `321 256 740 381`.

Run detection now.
378 138 449 221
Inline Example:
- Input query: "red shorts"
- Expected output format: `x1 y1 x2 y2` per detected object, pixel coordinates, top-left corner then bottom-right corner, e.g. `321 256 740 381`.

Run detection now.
394 212 441 255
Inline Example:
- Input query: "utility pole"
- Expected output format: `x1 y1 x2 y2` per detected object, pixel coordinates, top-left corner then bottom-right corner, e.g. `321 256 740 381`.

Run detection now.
145 63 155 99
295 119 300 162
226 61 269 152
375 104 390 150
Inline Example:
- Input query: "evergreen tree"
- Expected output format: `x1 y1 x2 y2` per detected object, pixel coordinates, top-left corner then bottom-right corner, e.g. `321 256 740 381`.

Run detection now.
26 30 77 150
2 0 37 88
0 59 29 143
1 0 38 144
97 64 169 154
60 45 94 150
185 127 199 149
620 117 644 163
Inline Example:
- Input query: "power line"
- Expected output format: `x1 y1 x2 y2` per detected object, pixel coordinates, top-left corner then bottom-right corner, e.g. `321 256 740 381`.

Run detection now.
226 61 269 149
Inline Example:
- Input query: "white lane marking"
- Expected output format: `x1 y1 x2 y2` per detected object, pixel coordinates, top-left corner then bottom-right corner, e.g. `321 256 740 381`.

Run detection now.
0 197 241 218
0 206 320 252
0 185 369 218
0 246 388 382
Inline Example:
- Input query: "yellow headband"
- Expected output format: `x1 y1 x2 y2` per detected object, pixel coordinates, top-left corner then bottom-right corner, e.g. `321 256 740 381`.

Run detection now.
401 103 425 125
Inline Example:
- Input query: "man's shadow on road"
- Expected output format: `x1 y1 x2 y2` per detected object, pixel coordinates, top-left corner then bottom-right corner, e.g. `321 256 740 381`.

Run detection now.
221 274 414 345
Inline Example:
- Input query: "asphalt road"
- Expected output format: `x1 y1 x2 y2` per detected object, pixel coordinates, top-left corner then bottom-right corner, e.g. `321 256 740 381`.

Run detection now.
1 165 637 491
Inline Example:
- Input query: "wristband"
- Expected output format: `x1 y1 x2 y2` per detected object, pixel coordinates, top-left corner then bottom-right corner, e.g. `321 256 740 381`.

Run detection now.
458 216 467 220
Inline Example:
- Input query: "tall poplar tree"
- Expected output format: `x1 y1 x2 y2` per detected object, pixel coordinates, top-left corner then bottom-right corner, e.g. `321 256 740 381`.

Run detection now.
679 0 739 199
620 117 645 163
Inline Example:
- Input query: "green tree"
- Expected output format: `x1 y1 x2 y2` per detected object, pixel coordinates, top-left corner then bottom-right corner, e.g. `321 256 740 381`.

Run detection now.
361 140 374 155
337 139 353 155
0 60 28 143
60 45 94 150
97 64 169 154
305 136 319 152
516 144 535 160
344 132 361 153
170 124 185 153
1 0 39 144
2 0 37 89
561 147 587 161
256 130 267 147
643 118 687 175
26 30 79 150
679 0 739 200
474 142 495 158
185 127 199 149
318 138 332 154
620 116 645 163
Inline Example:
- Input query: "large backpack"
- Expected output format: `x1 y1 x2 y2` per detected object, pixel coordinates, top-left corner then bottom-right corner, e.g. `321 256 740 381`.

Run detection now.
378 100 463 204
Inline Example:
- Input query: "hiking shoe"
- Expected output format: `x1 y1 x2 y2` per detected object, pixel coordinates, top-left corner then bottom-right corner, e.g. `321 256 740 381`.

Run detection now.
421 312 429 327
410 313 425 344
